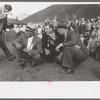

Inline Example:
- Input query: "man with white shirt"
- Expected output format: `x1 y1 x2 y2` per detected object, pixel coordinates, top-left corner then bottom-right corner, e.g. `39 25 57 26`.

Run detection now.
12 22 42 69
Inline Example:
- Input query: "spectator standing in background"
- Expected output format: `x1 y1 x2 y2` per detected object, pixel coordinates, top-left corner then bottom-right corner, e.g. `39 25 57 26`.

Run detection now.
87 28 97 59
86 19 92 35
72 19 80 37
79 18 86 36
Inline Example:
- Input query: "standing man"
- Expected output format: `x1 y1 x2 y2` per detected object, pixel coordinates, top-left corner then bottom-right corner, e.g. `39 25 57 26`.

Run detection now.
79 18 86 36
0 4 14 61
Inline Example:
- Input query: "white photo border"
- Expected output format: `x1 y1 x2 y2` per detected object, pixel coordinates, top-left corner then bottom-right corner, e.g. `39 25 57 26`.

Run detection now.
0 1 100 99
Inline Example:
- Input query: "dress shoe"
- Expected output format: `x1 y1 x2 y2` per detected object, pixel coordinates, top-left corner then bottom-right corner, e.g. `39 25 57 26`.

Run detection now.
30 61 35 67
30 58 45 67
56 56 62 65
19 61 26 69
8 55 15 61
62 67 74 74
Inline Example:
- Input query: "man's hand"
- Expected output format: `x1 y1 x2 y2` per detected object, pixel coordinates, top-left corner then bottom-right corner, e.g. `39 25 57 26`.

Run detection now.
44 49 51 55
15 42 22 49
74 45 80 49
55 43 63 52
23 48 30 53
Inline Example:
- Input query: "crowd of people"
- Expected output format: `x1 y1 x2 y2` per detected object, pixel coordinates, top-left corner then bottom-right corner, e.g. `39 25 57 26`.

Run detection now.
1 4 100 74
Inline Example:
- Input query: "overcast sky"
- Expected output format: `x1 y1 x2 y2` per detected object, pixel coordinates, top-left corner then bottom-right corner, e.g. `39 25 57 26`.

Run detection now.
0 2 99 18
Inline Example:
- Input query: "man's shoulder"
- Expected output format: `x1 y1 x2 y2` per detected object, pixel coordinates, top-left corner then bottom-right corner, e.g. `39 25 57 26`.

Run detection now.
68 30 76 34
35 35 41 41
19 33 27 38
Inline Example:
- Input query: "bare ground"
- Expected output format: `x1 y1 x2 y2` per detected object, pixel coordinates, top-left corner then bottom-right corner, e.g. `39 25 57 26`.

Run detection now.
0 42 100 81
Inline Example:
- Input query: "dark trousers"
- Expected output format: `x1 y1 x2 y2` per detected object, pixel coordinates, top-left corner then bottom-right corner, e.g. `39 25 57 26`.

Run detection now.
0 34 12 59
12 46 41 62
62 47 88 69
41 51 58 63
95 46 100 61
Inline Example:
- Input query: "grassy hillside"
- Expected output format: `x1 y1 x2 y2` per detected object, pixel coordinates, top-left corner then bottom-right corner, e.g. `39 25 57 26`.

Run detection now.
22 4 100 23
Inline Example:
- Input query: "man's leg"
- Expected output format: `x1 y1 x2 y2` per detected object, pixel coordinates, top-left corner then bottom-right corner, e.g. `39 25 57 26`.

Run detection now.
31 54 42 67
0 37 13 61
12 45 22 62
62 47 88 73
17 48 30 69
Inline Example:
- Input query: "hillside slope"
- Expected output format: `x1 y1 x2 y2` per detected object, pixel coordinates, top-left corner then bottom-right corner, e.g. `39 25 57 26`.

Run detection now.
22 4 100 23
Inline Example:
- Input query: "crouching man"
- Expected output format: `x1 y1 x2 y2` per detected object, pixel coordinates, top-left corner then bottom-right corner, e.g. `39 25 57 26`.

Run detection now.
12 22 42 69
56 25 90 74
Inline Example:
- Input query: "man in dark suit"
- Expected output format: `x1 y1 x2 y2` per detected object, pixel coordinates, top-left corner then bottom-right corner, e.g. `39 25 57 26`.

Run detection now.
0 4 14 61
56 24 89 74
12 22 42 69
41 22 59 62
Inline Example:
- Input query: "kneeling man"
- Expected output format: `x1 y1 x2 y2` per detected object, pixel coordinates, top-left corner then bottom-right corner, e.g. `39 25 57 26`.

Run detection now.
12 22 42 69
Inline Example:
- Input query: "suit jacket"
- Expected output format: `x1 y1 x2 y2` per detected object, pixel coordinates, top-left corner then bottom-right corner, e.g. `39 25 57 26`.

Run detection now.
63 30 90 56
12 33 42 56
42 32 55 54
42 31 61 54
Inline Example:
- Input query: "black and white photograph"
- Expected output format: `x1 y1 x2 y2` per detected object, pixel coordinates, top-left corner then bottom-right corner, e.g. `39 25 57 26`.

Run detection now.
0 1 100 98
0 2 100 81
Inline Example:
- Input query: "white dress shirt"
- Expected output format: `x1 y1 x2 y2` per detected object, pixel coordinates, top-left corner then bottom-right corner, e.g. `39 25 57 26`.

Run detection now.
26 36 34 50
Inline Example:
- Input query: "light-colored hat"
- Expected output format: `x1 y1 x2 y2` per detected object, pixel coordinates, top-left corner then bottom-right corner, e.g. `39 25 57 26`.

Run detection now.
97 16 100 19
81 18 85 20
96 22 100 28
25 22 37 32
91 18 96 21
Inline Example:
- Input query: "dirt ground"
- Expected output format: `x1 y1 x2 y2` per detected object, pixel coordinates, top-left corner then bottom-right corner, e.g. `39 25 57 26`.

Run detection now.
0 42 100 81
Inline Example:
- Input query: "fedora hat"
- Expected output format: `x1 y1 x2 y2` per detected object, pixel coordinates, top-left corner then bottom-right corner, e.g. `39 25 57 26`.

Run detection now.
96 22 100 28
97 16 100 19
25 22 37 32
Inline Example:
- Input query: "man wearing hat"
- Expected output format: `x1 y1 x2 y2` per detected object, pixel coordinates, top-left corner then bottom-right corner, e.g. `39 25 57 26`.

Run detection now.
12 22 42 69
0 4 14 61
55 23 89 74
